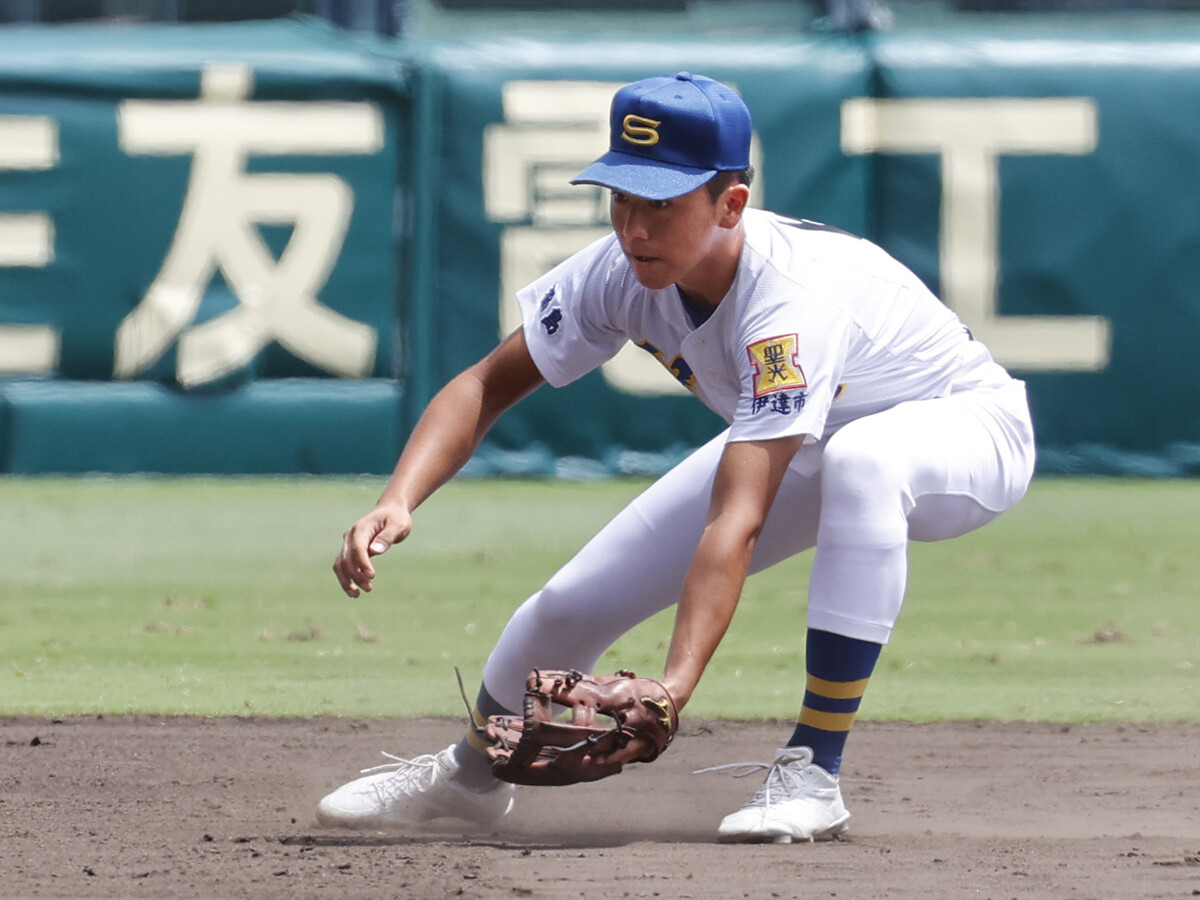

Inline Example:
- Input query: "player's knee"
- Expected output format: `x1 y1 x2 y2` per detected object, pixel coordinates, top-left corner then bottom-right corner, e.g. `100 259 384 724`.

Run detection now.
524 581 585 635
821 436 907 509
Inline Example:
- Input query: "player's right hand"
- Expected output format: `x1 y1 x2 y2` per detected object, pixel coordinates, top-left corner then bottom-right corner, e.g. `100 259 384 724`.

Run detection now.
333 503 413 598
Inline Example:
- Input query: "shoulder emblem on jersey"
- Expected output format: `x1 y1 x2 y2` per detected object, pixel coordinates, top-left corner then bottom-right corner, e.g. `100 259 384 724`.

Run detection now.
538 285 562 335
747 334 807 397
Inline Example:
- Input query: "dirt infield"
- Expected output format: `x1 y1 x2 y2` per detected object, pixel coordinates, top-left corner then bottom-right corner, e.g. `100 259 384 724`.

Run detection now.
1 716 1197 899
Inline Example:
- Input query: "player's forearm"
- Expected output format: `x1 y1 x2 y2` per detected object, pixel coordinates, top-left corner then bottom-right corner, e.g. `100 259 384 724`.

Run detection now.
661 436 803 709
662 522 757 710
376 370 495 513
375 329 544 516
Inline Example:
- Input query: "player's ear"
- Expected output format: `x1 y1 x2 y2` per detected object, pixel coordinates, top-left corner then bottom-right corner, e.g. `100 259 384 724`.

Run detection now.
719 183 750 229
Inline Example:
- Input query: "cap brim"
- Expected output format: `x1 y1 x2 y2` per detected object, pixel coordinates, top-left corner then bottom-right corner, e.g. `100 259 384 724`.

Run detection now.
571 151 716 201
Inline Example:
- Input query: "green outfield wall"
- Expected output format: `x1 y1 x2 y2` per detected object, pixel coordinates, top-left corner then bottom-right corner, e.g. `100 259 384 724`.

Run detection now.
0 16 1197 475
0 19 408 473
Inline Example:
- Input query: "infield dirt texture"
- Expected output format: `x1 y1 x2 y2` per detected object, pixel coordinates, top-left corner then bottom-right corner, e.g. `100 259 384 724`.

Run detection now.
2 715 1197 899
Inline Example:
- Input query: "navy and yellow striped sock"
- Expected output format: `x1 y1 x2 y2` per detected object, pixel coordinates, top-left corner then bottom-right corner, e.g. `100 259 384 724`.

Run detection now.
788 629 882 776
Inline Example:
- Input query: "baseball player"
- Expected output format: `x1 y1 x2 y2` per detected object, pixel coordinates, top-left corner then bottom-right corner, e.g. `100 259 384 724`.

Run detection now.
317 72 1035 842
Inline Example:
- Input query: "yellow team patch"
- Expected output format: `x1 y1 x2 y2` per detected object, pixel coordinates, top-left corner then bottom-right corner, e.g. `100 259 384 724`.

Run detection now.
747 334 806 397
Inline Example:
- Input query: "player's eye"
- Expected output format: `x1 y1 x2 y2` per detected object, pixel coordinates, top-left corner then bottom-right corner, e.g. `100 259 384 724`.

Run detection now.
610 190 629 204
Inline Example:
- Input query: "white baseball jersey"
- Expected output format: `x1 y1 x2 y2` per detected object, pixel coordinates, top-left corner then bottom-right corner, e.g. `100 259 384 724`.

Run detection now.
517 208 1014 447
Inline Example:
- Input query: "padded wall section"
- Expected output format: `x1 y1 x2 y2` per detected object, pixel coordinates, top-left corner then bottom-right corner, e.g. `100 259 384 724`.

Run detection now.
1 379 401 475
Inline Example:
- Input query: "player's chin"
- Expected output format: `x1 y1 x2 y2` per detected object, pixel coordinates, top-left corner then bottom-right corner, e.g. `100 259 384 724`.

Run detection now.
628 258 674 291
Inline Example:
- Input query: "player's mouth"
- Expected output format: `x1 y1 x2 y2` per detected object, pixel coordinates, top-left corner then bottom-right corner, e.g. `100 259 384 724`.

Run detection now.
623 246 660 263
622 246 672 284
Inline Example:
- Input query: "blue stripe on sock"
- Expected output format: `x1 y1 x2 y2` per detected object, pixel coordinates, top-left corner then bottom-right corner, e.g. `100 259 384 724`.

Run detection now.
806 629 881 682
801 692 863 715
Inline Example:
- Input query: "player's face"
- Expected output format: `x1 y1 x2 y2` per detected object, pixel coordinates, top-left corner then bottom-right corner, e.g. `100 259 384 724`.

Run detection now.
609 184 743 302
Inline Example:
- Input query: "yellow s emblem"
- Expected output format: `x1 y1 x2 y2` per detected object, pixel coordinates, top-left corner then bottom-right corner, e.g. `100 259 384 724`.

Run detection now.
622 114 661 147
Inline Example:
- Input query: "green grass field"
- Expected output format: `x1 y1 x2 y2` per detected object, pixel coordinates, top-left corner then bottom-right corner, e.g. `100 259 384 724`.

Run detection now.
1 475 1196 723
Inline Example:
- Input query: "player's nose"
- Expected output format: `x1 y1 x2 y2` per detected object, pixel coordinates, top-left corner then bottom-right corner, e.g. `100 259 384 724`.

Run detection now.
613 205 650 241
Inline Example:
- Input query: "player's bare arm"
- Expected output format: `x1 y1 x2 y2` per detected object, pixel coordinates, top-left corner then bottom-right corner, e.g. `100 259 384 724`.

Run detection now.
333 329 545 598
661 434 803 709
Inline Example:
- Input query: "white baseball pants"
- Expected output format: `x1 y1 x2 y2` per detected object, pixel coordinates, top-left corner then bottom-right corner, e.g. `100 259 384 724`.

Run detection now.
482 380 1035 713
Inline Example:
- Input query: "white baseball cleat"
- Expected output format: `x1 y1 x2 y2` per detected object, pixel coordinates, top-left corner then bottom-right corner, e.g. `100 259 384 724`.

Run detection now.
316 744 515 830
699 746 851 843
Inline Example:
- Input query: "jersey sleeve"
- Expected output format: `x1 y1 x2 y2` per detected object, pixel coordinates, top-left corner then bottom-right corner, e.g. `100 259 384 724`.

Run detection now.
726 300 853 445
515 235 628 388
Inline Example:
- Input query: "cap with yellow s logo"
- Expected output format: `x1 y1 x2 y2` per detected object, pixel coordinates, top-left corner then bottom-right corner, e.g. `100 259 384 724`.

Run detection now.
571 72 752 201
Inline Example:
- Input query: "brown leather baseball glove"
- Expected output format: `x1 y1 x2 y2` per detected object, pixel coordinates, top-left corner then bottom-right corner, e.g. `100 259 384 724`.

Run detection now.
485 668 679 786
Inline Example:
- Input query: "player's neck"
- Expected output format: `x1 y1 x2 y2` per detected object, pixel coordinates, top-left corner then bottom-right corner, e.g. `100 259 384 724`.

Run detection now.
675 227 743 309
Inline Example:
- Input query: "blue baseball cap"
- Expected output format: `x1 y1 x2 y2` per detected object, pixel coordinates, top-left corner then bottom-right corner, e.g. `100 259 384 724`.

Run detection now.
571 72 752 201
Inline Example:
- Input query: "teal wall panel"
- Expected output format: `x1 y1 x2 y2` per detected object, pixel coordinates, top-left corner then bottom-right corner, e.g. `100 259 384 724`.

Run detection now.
1 379 401 474
2 19 1200 474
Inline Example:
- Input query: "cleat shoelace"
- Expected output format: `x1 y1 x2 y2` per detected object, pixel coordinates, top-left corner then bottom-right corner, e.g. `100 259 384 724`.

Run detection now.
358 751 442 801
694 757 815 809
